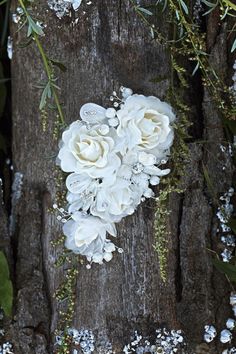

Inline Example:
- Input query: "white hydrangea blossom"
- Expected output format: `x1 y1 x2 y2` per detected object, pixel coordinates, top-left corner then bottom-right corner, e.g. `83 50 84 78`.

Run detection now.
57 88 176 266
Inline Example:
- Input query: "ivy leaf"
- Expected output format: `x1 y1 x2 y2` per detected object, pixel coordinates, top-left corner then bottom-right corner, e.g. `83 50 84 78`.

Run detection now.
213 258 236 282
228 217 236 234
0 252 13 317
137 7 153 16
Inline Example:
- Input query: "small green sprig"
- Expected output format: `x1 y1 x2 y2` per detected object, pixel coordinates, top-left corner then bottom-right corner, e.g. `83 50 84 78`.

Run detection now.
154 95 190 281
54 263 80 354
17 0 65 126
131 0 236 120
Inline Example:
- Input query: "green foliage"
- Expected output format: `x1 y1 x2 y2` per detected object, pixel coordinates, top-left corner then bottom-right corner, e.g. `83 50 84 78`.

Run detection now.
131 0 236 281
16 0 65 127
213 258 236 282
228 217 236 234
0 252 13 317
131 0 236 120
26 15 44 37
153 91 190 281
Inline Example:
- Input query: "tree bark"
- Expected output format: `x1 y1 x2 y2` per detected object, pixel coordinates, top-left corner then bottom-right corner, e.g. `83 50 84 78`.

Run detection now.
4 1 235 353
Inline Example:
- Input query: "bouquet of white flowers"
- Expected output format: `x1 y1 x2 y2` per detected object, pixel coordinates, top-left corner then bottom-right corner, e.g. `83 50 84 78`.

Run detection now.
56 87 176 267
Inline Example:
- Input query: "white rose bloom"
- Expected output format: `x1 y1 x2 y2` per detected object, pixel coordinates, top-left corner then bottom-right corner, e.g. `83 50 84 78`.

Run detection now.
90 177 137 223
116 94 175 157
63 212 117 264
58 121 121 179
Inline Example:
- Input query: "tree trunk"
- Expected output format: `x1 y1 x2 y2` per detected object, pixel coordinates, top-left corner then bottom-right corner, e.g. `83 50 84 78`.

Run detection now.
3 0 235 353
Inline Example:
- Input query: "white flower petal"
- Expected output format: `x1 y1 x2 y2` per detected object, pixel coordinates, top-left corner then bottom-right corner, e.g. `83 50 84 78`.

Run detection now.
72 0 82 10
80 103 106 124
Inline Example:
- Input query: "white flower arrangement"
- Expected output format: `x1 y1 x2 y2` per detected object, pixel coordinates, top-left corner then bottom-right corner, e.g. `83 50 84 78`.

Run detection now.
55 87 176 267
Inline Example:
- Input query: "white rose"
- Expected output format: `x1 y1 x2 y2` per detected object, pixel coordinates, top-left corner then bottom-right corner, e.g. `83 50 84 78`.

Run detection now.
58 121 121 179
116 94 175 157
63 212 117 263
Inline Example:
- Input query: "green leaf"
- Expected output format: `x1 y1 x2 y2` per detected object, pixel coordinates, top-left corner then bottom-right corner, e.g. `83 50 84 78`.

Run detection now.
0 251 13 317
27 16 44 37
192 62 199 76
0 281 13 317
228 217 236 233
179 0 189 14
137 6 153 15
213 258 236 282
201 0 217 7
39 82 51 110
50 59 67 72
0 251 10 282
175 9 180 20
231 38 236 53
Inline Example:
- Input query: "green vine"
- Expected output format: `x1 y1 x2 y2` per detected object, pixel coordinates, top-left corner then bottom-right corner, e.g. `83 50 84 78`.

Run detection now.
131 0 236 280
17 0 66 127
131 0 236 119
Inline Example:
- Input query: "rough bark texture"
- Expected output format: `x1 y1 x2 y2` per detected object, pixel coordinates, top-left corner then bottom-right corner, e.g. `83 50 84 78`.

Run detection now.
1 0 234 353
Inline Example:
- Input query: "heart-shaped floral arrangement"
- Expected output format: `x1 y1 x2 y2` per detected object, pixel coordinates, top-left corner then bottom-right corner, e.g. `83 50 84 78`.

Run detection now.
55 87 176 267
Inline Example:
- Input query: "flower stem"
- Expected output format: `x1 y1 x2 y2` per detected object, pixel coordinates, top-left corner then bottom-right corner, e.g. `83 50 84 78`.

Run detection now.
18 0 65 125
33 34 65 125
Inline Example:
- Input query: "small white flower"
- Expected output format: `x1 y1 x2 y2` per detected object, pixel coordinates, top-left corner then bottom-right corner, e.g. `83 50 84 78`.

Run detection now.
230 293 236 306
226 318 236 330
204 325 217 343
220 329 232 344
106 107 117 119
